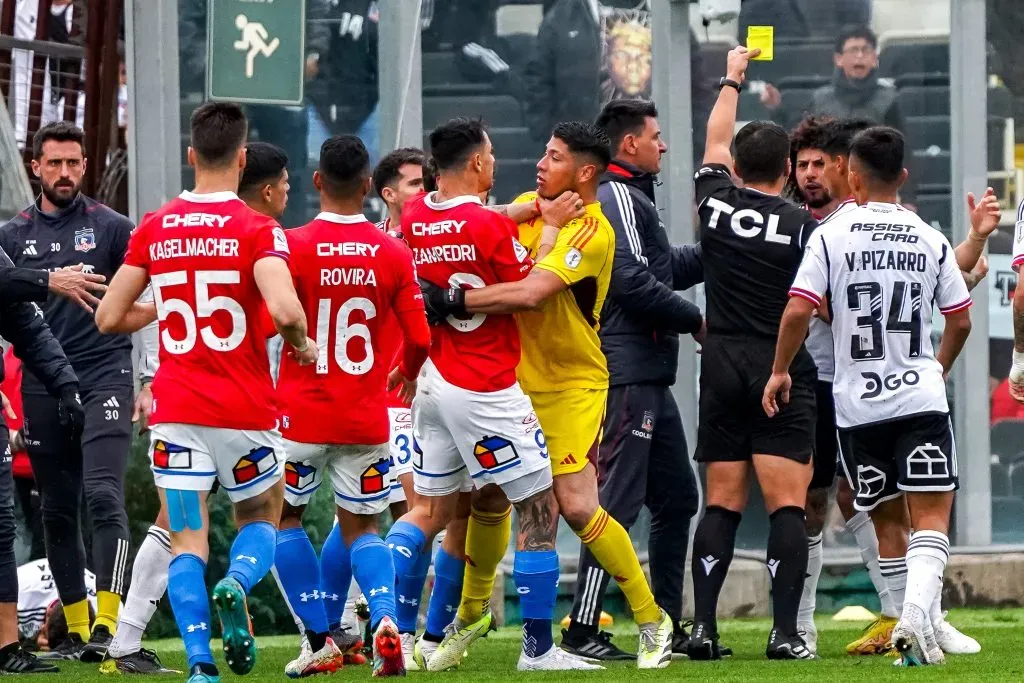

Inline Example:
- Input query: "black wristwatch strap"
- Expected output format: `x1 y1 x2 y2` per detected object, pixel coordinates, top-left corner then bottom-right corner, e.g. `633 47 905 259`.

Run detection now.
718 77 742 92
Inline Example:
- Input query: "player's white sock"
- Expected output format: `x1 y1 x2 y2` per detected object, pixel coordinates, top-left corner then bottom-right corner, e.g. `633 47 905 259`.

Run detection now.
878 556 907 617
107 526 172 658
341 578 361 631
904 531 948 628
846 511 896 617
797 533 823 626
271 565 306 634
929 584 944 628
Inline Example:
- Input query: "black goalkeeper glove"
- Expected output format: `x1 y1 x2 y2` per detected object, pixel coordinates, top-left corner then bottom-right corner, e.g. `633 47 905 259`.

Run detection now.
57 385 85 442
418 278 466 326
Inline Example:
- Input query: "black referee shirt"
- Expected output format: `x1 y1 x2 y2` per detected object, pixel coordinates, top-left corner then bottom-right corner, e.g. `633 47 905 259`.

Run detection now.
0 194 134 393
695 163 818 339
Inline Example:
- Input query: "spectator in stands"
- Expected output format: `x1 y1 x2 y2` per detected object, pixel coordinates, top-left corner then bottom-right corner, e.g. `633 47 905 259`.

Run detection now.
760 26 915 204
524 0 712 163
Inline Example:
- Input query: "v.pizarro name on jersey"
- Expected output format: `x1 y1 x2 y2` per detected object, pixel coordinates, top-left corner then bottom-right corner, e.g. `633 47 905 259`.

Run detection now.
409 219 478 265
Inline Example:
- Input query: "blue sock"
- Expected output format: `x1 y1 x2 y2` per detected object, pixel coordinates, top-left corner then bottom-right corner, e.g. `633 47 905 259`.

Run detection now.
513 550 558 659
168 553 214 668
320 524 352 630
226 521 277 594
384 520 430 633
425 547 465 638
350 534 397 629
274 527 329 635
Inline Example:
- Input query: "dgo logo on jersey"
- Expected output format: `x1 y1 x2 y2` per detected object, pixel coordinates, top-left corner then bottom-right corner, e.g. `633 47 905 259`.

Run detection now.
285 462 317 491
474 436 520 471
361 458 391 495
232 447 278 484
152 440 192 470
74 227 96 252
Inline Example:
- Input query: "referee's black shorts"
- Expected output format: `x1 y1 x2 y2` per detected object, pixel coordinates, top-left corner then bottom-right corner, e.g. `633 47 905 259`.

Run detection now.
695 334 816 464
810 379 838 489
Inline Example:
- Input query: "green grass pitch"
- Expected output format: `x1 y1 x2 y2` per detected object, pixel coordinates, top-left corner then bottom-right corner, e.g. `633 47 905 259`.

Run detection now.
57 609 1024 681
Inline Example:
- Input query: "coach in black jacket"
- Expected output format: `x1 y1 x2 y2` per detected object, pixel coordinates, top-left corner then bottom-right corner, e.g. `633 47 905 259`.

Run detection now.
561 100 705 661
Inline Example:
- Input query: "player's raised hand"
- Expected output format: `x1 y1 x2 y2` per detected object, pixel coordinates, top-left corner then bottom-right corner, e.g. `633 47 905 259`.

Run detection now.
290 337 319 366
1010 360 1024 404
967 187 1000 238
48 263 107 313
539 191 585 228
387 367 417 405
727 46 760 84
762 372 792 417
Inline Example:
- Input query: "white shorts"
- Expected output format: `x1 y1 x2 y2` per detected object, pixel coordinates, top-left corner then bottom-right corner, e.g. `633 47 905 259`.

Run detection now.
387 407 414 504
412 359 552 503
149 423 285 503
283 439 392 515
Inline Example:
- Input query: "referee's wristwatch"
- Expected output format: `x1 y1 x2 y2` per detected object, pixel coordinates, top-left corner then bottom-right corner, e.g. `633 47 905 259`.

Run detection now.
718 77 742 93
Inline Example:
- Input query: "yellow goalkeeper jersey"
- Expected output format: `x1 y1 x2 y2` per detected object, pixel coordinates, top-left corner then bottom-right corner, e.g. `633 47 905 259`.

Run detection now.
512 191 614 393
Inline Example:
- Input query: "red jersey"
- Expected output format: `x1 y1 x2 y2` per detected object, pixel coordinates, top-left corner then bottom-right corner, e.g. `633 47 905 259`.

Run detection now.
123 191 288 430
1 348 30 478
403 192 532 392
376 217 409 409
276 212 429 445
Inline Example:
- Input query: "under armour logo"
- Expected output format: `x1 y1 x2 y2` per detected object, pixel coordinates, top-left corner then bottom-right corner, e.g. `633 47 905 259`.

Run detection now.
187 622 208 632
299 590 321 602
700 555 719 575
235 554 258 565
322 593 339 601
398 595 418 606
445 604 455 613
767 558 780 578
368 586 389 597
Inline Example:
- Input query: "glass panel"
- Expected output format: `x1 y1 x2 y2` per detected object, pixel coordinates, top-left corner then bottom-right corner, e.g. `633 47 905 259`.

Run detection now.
985 0 1024 543
177 0 379 227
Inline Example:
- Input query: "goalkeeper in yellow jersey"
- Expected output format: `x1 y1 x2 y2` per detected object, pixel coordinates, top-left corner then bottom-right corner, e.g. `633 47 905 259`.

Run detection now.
419 121 673 670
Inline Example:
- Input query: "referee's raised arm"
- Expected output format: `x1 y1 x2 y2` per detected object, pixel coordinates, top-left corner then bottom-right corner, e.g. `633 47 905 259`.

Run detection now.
702 46 761 169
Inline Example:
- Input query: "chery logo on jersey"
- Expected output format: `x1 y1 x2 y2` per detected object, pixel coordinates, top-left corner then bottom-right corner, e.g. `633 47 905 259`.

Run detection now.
152 440 192 470
285 461 317 491
232 446 278 484
161 213 232 229
360 458 391 494
474 436 520 471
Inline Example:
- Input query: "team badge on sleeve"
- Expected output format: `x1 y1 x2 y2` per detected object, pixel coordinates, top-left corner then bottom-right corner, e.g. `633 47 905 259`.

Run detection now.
513 238 529 262
473 436 520 470
273 226 290 253
285 462 317 491
152 440 192 470
360 459 391 494
232 447 278 484
564 248 583 269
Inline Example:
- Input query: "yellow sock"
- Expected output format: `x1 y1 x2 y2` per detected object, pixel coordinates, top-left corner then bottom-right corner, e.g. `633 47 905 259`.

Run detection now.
457 505 512 624
93 590 120 633
577 507 661 625
63 599 91 640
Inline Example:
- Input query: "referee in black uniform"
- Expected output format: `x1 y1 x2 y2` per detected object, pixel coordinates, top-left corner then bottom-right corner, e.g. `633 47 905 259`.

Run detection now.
0 122 136 660
561 99 703 661
0 250 92 673
685 46 818 662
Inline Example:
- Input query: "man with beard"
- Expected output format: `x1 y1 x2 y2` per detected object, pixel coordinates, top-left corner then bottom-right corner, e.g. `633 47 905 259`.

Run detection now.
0 121 136 662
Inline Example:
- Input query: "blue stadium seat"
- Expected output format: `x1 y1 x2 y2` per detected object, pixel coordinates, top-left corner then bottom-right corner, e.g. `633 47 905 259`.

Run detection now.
746 43 835 84
422 51 463 86
899 86 951 117
423 95 524 129
910 150 951 192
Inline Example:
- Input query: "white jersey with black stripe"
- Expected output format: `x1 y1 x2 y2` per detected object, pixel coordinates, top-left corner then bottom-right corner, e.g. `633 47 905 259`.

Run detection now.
790 202 971 429
17 559 96 639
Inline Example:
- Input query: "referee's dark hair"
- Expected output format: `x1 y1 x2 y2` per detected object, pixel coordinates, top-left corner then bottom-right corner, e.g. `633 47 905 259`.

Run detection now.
595 99 658 152
238 142 288 198
819 117 874 158
733 120 789 184
373 147 426 199
849 126 906 186
552 121 612 171
317 134 370 199
429 118 487 171
189 102 248 168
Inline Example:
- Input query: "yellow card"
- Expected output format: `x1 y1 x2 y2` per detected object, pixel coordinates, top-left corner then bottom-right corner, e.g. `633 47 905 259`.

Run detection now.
747 25 774 61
